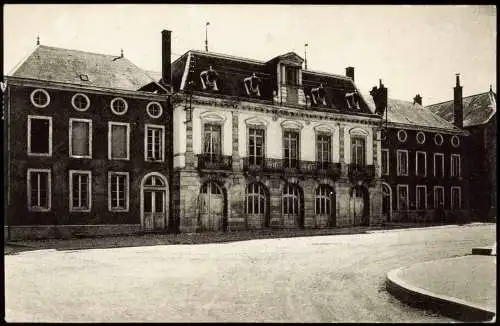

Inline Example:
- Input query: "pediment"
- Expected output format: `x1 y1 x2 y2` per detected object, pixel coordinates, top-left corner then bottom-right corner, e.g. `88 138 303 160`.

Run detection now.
313 123 334 133
280 119 304 130
245 116 269 127
277 52 304 65
349 127 369 136
199 111 227 123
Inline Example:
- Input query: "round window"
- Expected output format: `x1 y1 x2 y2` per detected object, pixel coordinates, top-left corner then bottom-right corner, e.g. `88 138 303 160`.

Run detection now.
110 97 128 115
146 102 163 118
30 89 50 108
71 93 90 111
451 135 460 147
434 133 443 146
416 131 426 144
397 130 407 143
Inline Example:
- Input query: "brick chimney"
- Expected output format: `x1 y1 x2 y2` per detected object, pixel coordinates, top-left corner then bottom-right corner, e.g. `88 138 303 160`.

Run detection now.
453 74 463 128
346 67 354 82
161 30 172 86
413 94 422 106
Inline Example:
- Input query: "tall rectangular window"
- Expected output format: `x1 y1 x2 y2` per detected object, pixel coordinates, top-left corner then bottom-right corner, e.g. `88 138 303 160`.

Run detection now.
316 134 332 165
397 150 408 176
283 130 299 168
416 185 427 210
28 115 52 156
351 137 366 166
145 124 165 162
434 153 444 178
248 128 265 166
203 124 222 158
451 154 461 178
109 122 130 160
451 186 462 209
397 184 409 210
434 186 445 209
416 151 427 177
27 169 51 211
285 66 299 85
70 118 92 158
381 148 389 176
70 170 91 212
108 172 129 212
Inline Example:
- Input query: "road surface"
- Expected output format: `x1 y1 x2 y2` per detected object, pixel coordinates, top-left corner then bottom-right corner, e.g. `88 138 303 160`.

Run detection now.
4 224 496 322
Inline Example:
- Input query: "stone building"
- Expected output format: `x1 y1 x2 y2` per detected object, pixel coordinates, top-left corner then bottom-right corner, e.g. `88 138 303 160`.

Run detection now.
166 31 385 232
427 77 496 220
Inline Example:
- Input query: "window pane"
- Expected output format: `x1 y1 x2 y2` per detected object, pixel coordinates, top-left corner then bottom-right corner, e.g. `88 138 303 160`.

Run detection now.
30 119 50 153
144 191 152 212
72 121 90 156
111 125 127 159
155 192 164 212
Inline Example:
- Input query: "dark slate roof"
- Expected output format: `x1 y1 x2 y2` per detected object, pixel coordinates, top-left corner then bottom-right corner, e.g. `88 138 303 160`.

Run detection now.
426 91 497 127
364 95 462 132
171 50 374 115
10 45 164 92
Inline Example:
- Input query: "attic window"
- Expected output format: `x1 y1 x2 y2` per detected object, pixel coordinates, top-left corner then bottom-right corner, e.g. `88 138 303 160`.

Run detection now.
110 97 128 116
147 102 163 119
397 130 407 143
72 93 90 112
451 135 460 148
30 89 50 108
416 132 426 144
79 74 89 81
434 133 443 146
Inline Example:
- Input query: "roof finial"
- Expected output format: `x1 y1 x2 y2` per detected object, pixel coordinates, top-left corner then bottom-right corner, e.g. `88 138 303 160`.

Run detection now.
120 48 124 58
490 84 493 92
304 43 308 70
205 22 210 52
36 35 40 46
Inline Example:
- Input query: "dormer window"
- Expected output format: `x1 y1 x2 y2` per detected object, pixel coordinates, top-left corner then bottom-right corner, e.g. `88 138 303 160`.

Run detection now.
285 66 299 85
311 83 327 106
79 74 89 81
200 66 219 91
346 91 360 110
244 73 262 97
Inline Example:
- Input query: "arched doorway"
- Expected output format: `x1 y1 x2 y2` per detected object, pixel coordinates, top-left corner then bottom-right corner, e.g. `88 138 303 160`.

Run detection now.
245 182 270 229
315 185 336 227
282 183 303 228
199 181 226 231
382 183 392 222
350 185 369 226
141 173 168 231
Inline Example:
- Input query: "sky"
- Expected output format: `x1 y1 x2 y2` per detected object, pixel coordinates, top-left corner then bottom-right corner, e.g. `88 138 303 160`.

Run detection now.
3 4 496 105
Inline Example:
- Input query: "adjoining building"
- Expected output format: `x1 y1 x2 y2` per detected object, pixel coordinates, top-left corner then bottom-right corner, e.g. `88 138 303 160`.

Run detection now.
364 83 469 224
427 78 496 221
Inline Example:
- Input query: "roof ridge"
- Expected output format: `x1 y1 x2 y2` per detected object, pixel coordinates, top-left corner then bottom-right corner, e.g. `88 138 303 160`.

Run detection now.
189 49 266 65
37 44 125 60
425 91 492 107
303 69 352 81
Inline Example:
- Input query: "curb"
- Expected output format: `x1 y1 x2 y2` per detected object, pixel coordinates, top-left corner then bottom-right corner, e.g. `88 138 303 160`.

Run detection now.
386 264 496 322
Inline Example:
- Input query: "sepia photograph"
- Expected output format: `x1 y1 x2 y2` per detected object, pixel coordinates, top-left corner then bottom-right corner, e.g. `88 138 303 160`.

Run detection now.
2 4 497 323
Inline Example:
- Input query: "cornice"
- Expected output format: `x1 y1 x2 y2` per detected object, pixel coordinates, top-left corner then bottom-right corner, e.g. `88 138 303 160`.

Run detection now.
386 122 469 136
5 76 170 101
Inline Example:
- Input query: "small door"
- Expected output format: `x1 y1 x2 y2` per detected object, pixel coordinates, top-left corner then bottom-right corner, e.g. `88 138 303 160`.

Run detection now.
352 188 366 226
382 185 391 222
199 182 224 231
143 190 166 231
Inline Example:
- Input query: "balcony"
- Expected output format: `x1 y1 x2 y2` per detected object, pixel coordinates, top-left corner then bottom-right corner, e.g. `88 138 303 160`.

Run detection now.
243 157 341 178
348 164 376 182
197 154 233 171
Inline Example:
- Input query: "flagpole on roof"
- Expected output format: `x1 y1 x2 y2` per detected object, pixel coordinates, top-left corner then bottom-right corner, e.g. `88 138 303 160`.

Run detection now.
36 35 40 46
205 22 210 52
304 43 308 70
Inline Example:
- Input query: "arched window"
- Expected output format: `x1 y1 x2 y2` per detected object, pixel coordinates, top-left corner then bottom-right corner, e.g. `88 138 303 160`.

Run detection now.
283 184 300 214
200 182 222 195
315 185 333 215
144 175 165 187
246 183 266 215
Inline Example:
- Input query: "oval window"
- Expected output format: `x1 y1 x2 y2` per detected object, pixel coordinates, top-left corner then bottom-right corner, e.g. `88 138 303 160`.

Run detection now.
110 97 128 115
451 135 460 148
434 133 443 146
30 89 50 108
397 130 407 143
71 93 90 111
416 131 426 144
146 102 163 118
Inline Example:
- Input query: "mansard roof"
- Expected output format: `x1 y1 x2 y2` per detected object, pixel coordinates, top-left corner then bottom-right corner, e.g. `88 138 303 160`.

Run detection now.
9 45 167 92
426 91 496 127
363 94 463 132
171 50 374 115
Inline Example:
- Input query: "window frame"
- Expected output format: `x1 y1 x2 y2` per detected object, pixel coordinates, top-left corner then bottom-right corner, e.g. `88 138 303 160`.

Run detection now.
433 186 445 209
450 186 462 210
69 118 92 158
396 149 409 176
247 127 266 166
316 132 332 164
397 129 407 143
283 129 301 168
27 115 53 157
144 124 165 162
282 184 301 215
434 133 444 146
30 88 50 108
450 154 461 178
146 101 163 119
110 97 128 116
350 136 366 166
245 183 266 215
71 93 91 112
108 122 131 161
108 172 130 212
416 185 427 210
315 185 332 215
451 135 460 148
397 184 409 210
415 151 427 177
433 153 444 178
69 170 92 212
27 168 51 212
381 148 389 176
416 131 426 145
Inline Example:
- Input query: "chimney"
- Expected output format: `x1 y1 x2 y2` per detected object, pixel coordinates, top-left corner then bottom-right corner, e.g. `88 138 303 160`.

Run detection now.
413 94 422 106
161 30 172 86
453 74 463 128
346 67 354 82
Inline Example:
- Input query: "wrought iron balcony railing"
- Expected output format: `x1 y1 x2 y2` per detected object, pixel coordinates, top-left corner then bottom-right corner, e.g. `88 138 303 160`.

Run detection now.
197 154 233 170
348 164 376 181
243 157 341 178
